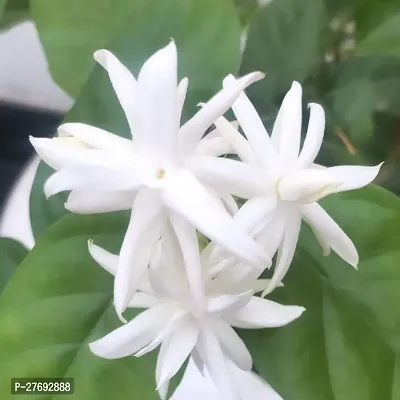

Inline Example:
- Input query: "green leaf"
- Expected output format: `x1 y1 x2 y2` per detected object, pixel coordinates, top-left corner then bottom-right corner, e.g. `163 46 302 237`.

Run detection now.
358 12 400 56
29 0 242 240
241 185 400 399
240 0 326 106
31 0 241 100
0 237 27 295
0 211 165 399
29 162 68 241
0 0 29 30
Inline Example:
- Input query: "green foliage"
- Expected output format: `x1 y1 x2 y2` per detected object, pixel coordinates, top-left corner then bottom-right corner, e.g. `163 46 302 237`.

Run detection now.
0 212 161 399
0 0 29 30
241 0 326 107
241 185 400 399
0 238 27 295
31 0 242 102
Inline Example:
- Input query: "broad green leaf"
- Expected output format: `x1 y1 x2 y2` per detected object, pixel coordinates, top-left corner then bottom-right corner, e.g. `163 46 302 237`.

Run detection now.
358 12 400 56
240 0 325 106
241 185 400 400
0 237 27 295
29 162 68 241
31 0 241 101
0 0 7 18
29 0 242 240
0 212 164 399
0 0 29 30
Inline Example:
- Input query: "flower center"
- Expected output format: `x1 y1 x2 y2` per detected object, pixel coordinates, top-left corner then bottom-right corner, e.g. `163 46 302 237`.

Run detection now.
156 168 166 180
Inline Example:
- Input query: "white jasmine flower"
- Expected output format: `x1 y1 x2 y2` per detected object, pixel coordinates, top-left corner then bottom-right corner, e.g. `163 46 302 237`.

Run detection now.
216 76 383 294
87 236 304 400
29 42 270 319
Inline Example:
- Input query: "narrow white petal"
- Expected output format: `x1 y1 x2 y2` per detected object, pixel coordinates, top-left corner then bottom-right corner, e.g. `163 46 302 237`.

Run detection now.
223 75 278 170
169 214 204 307
327 163 383 192
235 196 277 236
302 202 358 267
207 291 253 315
256 209 286 257
220 193 239 216
187 156 270 198
158 320 199 387
179 71 265 155
228 297 305 329
296 103 325 168
228 360 284 400
135 41 179 160
44 166 142 198
88 240 117 275
271 81 303 165
197 325 239 400
214 320 252 370
263 209 302 295
156 341 170 400
94 50 137 134
89 304 174 359
114 189 165 320
135 311 185 357
29 136 105 171
162 169 269 267
127 292 161 308
65 190 135 214
178 77 189 121
214 116 255 163
193 136 232 157
58 122 131 151
277 168 339 203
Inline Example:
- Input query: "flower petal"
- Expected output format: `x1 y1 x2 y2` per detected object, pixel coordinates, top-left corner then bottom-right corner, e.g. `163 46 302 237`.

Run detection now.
88 240 117 275
214 320 252 371
44 165 142 198
207 291 253 315
301 202 358 267
296 103 325 168
179 71 265 155
193 136 231 157
187 156 270 199
178 77 189 121
214 115 255 163
89 304 174 359
223 74 278 170
169 213 204 308
29 136 106 171
135 41 179 160
197 325 239 400
327 163 383 192
162 169 269 267
127 292 161 308
65 190 135 214
158 319 199 387
156 341 170 400
271 81 302 165
58 122 131 152
114 188 165 321
263 209 301 296
228 297 305 329
277 168 339 203
94 50 137 134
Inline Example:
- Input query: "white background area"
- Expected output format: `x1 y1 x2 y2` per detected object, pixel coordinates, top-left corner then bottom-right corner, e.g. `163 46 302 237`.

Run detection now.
0 20 278 400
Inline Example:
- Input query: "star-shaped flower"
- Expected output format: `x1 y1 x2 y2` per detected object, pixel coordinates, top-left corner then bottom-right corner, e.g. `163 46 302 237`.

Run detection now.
88 234 304 400
215 76 383 294
30 42 270 319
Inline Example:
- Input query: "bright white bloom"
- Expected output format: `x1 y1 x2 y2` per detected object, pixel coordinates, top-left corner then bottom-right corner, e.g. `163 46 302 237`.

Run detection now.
87 234 304 400
29 42 270 319
215 76 383 294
